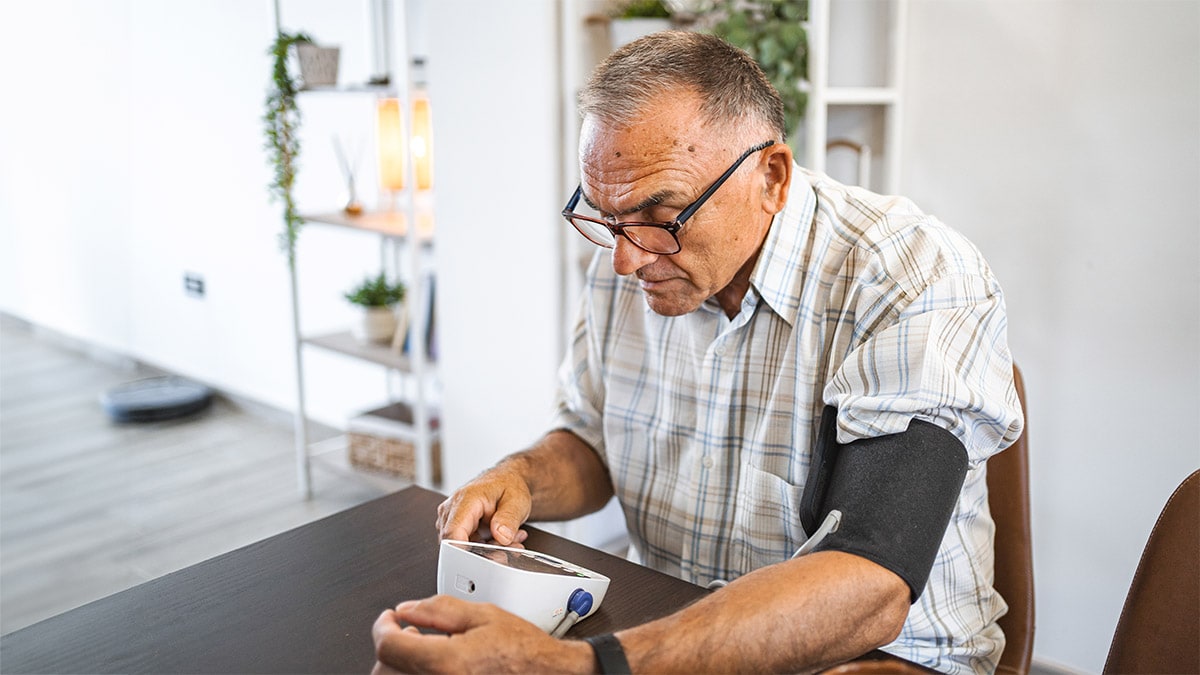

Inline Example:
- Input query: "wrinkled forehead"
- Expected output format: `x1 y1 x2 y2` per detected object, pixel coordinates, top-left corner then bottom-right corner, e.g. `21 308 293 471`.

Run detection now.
576 122 725 213
578 98 733 182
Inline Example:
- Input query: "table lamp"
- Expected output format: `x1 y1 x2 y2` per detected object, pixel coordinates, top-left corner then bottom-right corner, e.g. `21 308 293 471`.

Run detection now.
376 97 406 205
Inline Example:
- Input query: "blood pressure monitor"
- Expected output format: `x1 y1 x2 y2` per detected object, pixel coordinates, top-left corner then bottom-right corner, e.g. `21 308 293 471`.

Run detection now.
437 540 610 634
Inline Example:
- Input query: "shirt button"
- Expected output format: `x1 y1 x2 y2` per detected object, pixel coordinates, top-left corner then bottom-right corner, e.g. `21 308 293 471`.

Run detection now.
702 456 714 469
714 344 726 357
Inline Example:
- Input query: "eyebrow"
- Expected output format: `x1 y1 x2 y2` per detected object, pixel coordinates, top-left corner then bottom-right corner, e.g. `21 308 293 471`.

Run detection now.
581 188 680 218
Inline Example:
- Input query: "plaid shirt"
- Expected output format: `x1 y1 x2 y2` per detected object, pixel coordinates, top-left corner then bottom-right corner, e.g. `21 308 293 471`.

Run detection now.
553 166 1024 674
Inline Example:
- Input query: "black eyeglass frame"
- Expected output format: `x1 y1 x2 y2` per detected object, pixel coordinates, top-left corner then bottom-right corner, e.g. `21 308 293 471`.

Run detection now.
561 139 776 256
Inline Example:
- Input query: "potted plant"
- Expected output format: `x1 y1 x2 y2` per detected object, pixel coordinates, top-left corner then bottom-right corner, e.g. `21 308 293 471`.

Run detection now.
608 0 675 49
707 0 809 142
344 273 406 344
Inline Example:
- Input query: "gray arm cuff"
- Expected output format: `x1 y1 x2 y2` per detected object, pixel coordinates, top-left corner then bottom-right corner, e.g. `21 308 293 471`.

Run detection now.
801 406 969 602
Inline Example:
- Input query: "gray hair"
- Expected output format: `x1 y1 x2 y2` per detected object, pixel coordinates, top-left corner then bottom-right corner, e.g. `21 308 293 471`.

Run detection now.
578 31 786 141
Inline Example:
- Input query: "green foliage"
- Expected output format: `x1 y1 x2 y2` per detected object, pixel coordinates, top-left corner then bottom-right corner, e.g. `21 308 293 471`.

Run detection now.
709 0 809 140
344 273 406 307
263 32 312 265
612 0 672 19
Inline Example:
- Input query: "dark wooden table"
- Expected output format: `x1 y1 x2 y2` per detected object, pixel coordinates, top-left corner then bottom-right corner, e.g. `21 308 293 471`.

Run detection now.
1 486 930 674
0 486 708 674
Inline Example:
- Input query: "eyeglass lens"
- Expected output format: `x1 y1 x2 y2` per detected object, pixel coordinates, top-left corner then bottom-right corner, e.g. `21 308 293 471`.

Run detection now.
567 212 680 254
564 140 775 256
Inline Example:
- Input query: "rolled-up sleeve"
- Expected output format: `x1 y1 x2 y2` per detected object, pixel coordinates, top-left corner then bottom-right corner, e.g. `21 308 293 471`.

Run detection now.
823 218 1024 466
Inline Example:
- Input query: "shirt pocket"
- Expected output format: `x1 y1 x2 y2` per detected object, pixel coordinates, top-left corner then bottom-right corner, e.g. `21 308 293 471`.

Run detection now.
728 463 807 576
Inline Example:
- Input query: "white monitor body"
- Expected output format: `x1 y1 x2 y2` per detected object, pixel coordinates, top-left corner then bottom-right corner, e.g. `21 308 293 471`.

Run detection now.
437 540 611 633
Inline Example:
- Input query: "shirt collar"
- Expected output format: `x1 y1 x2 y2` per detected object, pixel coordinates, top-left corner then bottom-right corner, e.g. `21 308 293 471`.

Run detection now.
750 166 817 327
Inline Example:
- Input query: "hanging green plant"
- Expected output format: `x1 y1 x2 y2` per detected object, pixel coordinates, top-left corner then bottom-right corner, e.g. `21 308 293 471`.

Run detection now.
263 31 312 265
708 0 809 142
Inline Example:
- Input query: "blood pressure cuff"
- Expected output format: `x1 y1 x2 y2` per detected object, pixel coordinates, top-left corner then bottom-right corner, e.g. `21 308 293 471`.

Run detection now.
800 406 969 603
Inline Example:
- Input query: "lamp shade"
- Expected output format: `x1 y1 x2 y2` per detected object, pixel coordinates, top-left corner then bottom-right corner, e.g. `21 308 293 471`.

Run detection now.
411 92 433 191
376 97 405 192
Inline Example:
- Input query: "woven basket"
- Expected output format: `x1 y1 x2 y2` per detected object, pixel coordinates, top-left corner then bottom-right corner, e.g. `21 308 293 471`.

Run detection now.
348 432 441 483
347 402 440 483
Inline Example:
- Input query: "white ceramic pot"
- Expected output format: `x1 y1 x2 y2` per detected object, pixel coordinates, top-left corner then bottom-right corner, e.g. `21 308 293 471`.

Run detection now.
609 18 673 50
353 306 396 344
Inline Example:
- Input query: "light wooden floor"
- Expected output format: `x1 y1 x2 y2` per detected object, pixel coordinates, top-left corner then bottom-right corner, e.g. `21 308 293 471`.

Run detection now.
0 316 403 635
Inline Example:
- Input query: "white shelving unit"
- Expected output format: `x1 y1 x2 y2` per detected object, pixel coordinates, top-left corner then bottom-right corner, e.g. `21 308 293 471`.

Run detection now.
275 0 440 497
805 0 908 193
292 211 438 495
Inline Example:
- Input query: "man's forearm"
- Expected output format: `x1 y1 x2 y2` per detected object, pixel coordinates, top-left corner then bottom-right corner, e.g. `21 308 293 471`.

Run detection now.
499 429 614 522
614 550 911 673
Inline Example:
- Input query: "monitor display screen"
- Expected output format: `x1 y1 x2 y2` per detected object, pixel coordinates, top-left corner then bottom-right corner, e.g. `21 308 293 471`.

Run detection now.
450 542 588 578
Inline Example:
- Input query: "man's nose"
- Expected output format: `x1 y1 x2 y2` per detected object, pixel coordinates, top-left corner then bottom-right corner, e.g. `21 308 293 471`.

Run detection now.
611 235 659 276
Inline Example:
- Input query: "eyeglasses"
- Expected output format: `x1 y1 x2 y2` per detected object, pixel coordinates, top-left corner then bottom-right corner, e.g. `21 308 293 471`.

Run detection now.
561 140 776 256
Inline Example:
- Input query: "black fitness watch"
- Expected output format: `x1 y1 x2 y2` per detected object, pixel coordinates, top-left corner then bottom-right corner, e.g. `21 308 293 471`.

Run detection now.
584 633 631 674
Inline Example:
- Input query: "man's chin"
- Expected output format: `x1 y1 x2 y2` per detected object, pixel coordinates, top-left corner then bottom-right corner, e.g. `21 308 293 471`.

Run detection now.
642 291 700 317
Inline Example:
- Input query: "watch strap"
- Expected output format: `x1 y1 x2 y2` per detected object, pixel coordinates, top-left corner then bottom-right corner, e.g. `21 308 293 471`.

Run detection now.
584 633 631 674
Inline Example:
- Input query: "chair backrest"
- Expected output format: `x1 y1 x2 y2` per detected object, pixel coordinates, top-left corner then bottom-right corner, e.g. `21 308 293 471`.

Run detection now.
1103 469 1200 674
987 364 1035 675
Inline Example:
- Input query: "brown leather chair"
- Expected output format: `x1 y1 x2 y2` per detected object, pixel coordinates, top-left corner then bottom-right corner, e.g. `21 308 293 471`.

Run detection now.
987 364 1035 675
1102 469 1200 674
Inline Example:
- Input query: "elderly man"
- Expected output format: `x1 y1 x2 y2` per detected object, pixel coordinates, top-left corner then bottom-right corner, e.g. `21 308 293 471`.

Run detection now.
373 31 1022 674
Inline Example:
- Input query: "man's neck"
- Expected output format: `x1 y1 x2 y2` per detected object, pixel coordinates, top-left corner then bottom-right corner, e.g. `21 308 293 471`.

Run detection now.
714 249 762 319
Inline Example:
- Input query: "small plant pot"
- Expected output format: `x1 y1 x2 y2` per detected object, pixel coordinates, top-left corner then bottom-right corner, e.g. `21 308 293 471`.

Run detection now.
353 306 396 344
296 43 340 88
609 18 672 50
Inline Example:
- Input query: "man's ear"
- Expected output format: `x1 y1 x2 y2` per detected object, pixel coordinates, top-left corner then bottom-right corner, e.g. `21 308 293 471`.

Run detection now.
761 142 793 215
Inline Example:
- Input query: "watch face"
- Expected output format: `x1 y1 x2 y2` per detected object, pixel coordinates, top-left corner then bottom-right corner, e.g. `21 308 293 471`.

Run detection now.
450 542 589 578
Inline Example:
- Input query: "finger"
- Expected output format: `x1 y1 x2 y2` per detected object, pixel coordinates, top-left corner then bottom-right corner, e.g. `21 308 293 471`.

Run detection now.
372 608 406 644
438 495 487 543
372 610 411 671
394 595 491 635
488 492 530 546
371 662 403 675
375 626 449 672
374 605 454 672
483 529 528 549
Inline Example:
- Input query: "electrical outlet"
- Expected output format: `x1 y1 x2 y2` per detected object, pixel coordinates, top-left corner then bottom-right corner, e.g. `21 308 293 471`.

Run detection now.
184 272 205 298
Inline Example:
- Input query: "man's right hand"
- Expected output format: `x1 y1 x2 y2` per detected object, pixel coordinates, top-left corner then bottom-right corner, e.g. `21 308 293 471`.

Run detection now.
435 462 532 547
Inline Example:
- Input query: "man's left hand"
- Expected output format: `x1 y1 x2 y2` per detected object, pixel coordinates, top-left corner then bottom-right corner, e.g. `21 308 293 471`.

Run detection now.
371 595 593 674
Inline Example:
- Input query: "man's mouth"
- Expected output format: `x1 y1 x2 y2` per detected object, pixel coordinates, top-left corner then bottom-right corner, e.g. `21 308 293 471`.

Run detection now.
637 275 674 292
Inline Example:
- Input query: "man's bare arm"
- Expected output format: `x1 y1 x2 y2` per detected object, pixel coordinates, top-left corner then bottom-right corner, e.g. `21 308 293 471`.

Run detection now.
436 429 614 545
374 549 910 673
617 550 911 673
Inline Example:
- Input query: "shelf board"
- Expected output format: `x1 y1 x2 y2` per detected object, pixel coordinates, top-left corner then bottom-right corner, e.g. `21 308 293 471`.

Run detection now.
302 330 437 373
298 83 397 96
352 398 444 429
350 402 442 441
822 87 899 106
300 209 434 243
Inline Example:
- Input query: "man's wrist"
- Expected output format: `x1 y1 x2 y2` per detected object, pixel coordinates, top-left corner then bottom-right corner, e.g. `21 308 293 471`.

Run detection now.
584 633 632 674
493 452 537 502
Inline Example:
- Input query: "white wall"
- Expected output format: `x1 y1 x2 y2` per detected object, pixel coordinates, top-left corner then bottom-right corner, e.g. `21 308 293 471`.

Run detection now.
901 2 1199 671
1 0 303 415
0 0 567 496
421 0 565 490
2 1 1197 671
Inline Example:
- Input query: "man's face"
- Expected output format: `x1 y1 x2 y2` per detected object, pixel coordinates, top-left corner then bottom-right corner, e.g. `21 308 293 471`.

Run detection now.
578 94 776 317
